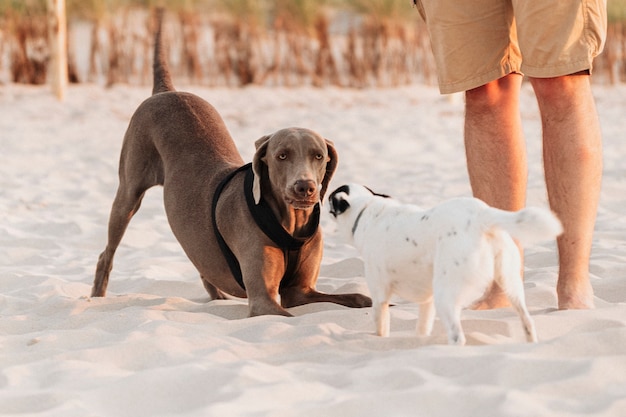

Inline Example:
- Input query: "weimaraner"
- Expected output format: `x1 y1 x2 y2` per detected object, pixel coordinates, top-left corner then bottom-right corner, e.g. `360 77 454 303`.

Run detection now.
91 10 371 316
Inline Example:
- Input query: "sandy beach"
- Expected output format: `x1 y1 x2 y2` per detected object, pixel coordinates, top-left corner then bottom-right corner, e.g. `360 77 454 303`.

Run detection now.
1 81 625 416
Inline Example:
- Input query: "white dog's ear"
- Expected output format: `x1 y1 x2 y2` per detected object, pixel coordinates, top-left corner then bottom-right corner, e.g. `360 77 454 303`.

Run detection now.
252 134 271 204
320 139 338 204
329 189 351 217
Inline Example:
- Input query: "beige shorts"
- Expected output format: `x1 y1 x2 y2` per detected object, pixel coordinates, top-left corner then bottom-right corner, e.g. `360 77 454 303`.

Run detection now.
415 0 607 94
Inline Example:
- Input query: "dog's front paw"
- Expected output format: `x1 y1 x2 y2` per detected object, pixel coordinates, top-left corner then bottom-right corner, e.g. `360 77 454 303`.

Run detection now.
347 293 372 308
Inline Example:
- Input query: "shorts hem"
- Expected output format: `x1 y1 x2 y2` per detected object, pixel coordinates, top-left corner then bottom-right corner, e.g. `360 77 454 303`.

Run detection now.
438 68 514 94
522 59 595 78
437 58 595 94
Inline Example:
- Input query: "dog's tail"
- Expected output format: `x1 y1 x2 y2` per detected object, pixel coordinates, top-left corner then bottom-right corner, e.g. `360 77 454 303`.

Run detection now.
152 7 175 95
480 206 563 246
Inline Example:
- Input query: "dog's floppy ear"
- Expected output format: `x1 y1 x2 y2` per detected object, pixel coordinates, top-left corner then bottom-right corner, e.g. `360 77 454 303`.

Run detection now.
329 189 350 217
320 139 338 203
252 134 271 204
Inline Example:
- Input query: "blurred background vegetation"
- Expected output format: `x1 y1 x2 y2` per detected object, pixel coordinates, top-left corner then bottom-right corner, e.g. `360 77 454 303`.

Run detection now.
1 0 625 87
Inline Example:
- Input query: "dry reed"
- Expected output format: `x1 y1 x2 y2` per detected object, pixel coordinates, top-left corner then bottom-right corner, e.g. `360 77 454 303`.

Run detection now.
1 2 625 87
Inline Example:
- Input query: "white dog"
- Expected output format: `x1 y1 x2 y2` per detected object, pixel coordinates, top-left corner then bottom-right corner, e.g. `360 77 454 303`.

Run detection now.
328 184 563 345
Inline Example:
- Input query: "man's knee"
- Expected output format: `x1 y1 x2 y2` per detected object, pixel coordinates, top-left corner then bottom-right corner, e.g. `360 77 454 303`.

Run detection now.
466 74 522 110
529 71 591 102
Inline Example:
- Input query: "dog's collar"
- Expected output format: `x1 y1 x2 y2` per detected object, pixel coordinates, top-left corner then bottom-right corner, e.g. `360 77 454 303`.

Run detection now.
212 163 320 290
352 204 369 236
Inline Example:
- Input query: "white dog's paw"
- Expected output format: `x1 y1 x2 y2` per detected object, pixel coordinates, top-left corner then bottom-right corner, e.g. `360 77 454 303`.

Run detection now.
447 330 466 346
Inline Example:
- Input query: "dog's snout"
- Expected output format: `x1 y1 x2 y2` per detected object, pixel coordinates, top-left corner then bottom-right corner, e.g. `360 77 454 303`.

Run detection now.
294 179 317 198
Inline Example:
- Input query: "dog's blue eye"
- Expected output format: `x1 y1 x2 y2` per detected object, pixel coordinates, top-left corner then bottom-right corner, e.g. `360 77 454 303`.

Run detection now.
315 154 323 160
278 153 287 160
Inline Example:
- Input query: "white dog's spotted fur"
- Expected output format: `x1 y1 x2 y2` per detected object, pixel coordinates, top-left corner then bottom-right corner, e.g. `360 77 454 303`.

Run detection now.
328 184 563 345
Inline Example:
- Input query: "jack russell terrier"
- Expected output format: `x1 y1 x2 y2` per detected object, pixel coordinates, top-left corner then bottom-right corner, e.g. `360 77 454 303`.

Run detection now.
328 184 563 345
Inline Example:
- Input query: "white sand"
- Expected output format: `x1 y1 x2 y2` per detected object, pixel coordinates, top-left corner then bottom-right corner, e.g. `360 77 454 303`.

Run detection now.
1 82 626 416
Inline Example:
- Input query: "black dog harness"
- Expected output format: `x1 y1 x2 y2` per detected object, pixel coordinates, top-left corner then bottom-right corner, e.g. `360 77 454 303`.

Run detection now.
211 163 320 290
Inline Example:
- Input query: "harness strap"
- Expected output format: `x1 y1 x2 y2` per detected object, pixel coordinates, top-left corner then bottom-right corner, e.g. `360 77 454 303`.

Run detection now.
243 167 320 251
212 163 320 290
212 164 251 289
351 205 368 236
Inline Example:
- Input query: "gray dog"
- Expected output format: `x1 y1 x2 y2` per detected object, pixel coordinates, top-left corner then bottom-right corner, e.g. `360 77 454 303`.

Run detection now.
92 10 371 316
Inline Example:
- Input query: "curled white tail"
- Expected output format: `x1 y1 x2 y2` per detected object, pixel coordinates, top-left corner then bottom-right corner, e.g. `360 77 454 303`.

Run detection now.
481 206 563 246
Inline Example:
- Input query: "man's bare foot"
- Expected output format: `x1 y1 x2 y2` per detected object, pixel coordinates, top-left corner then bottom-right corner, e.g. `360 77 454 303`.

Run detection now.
557 278 595 309
471 283 511 310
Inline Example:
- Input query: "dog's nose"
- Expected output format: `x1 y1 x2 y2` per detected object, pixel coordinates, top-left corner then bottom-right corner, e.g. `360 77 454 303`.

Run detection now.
294 179 317 198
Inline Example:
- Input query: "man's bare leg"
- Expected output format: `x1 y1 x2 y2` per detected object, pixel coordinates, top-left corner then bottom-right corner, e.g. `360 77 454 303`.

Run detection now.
531 73 601 309
464 73 528 309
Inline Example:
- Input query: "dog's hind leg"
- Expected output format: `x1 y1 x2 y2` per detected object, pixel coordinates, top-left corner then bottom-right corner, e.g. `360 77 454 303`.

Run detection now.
435 299 466 345
92 184 150 297
497 276 538 343
202 277 228 300
495 238 538 343
433 253 467 345
510 295 538 343
92 142 163 297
